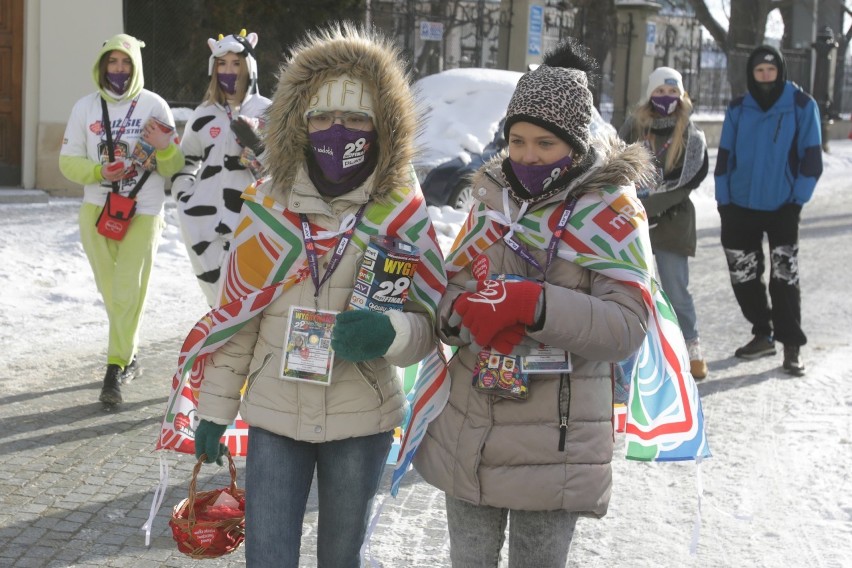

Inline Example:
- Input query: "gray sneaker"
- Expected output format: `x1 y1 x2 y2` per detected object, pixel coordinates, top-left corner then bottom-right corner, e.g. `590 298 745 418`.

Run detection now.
734 335 776 359
120 356 141 385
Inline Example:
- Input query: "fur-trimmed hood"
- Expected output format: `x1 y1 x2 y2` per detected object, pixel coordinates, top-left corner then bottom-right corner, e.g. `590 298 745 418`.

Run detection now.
472 133 656 209
263 24 417 203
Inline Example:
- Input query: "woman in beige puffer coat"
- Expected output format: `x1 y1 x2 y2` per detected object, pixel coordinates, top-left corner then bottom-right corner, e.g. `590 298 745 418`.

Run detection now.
192 25 445 568
413 39 655 568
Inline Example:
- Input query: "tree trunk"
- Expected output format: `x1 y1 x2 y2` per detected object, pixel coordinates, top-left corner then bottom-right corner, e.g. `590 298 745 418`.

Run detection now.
568 0 615 109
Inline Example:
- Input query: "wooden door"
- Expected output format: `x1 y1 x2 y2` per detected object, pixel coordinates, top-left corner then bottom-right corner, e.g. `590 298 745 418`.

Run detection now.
0 0 22 185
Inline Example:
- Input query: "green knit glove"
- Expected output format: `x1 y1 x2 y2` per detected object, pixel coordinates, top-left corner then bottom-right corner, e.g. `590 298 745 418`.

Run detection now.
194 420 228 466
332 310 396 362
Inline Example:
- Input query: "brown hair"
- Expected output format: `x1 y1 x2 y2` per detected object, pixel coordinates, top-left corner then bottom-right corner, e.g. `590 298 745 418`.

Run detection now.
631 92 694 173
202 54 249 106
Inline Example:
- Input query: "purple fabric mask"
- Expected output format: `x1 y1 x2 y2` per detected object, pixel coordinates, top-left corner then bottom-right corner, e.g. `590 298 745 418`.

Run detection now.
106 72 130 95
509 155 574 196
650 95 680 116
308 124 378 184
218 73 238 95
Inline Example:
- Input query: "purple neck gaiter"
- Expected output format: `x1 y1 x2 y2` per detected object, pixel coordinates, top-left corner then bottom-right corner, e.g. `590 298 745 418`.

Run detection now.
650 95 680 116
218 73 238 95
106 72 130 95
509 155 574 196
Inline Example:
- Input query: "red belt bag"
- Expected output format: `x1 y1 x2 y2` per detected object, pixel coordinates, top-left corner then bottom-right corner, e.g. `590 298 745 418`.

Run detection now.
96 192 137 241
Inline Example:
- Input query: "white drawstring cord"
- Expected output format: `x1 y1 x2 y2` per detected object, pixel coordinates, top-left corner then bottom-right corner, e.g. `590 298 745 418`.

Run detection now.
142 453 170 546
314 212 358 240
483 188 529 242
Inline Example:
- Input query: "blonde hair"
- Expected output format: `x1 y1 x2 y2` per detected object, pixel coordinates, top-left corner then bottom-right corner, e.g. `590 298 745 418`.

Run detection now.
631 92 693 174
202 55 249 106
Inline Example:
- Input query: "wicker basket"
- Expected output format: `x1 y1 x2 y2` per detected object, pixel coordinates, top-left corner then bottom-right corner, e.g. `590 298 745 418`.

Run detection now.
169 452 246 559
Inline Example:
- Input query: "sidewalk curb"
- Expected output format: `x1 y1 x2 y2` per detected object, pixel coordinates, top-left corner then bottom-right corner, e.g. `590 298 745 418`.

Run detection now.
0 188 50 204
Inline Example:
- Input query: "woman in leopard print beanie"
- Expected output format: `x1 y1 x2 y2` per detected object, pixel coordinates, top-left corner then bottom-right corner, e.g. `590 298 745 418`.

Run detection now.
414 39 658 567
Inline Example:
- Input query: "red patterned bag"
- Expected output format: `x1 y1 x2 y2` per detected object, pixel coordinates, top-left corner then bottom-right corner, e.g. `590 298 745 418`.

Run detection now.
95 192 137 241
169 452 245 559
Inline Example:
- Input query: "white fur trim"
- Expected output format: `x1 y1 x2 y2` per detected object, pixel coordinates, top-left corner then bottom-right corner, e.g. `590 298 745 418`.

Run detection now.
384 309 412 359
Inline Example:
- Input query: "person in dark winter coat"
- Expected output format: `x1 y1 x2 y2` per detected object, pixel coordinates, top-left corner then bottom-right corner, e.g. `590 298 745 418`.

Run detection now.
619 66 709 379
190 25 446 567
715 45 823 375
413 39 655 567
172 29 271 306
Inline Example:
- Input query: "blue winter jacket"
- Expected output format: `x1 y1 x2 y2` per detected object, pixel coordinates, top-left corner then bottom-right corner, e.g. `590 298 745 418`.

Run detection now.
714 82 823 211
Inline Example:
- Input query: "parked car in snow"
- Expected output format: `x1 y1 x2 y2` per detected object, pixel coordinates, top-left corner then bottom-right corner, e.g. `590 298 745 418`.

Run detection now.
414 68 616 211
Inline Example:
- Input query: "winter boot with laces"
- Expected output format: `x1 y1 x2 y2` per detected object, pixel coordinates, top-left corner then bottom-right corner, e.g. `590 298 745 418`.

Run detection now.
120 356 141 385
734 335 776 360
782 345 806 376
99 364 123 405
686 338 708 380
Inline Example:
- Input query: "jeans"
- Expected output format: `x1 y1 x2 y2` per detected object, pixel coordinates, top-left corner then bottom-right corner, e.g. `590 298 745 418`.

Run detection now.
245 426 393 568
444 494 580 568
654 248 699 343
719 204 805 346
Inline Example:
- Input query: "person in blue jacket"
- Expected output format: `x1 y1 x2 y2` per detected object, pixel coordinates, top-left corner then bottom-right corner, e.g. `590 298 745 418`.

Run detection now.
714 45 822 376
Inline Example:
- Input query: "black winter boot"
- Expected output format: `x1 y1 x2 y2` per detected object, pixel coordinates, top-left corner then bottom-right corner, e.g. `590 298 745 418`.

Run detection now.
99 364 123 405
734 335 776 359
782 345 806 376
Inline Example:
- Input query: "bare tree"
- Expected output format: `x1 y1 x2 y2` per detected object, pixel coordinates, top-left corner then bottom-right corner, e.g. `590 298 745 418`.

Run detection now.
834 3 852 112
686 0 788 94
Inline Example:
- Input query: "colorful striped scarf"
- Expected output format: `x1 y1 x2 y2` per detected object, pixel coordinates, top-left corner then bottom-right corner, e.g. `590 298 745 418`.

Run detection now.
155 175 448 456
435 184 710 462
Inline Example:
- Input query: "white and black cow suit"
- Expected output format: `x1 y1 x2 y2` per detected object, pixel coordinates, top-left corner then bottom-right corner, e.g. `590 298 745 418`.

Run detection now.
172 30 271 306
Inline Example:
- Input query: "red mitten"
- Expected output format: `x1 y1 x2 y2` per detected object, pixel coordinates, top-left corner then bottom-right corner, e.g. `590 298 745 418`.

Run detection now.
489 324 527 355
452 279 542 347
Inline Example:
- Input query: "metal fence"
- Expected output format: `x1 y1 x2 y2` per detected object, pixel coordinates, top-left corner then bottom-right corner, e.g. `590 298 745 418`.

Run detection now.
124 2 850 119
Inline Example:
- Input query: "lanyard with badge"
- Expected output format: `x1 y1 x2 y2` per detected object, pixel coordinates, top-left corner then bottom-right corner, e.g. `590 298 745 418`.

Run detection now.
277 204 368 386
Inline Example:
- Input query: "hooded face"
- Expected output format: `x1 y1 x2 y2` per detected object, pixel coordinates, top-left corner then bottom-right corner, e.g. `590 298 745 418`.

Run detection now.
746 45 786 111
93 34 145 102
102 50 133 95
752 63 778 84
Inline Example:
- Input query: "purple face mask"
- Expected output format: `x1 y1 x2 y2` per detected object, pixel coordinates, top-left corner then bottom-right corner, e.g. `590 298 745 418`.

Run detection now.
106 72 130 95
218 73 238 95
650 95 680 116
509 155 574 196
308 124 378 183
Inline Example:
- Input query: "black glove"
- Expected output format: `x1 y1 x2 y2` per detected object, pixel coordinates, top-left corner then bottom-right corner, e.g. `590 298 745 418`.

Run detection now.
230 117 265 155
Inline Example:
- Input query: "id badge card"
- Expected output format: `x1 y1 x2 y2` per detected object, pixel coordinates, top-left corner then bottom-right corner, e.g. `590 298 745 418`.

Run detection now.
279 306 337 386
521 345 572 374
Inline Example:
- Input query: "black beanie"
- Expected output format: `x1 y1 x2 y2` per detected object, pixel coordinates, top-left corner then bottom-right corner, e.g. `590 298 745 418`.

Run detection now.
504 39 597 156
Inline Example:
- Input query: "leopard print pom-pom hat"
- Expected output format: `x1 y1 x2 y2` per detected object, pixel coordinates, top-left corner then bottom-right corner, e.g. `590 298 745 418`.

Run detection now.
504 38 598 156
